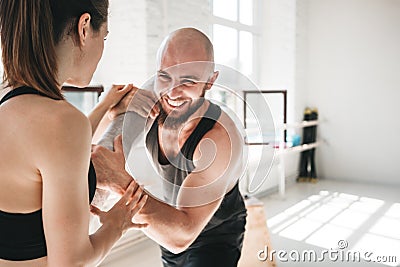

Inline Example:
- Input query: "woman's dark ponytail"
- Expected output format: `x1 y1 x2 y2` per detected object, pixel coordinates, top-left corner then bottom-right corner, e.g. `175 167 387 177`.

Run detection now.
0 0 108 99
0 0 61 99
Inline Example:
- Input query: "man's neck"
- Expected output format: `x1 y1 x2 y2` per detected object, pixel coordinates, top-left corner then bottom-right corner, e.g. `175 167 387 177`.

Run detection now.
157 100 210 161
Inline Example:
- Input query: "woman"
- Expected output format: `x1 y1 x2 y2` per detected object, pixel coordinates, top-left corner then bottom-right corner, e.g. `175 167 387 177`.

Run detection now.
0 0 147 266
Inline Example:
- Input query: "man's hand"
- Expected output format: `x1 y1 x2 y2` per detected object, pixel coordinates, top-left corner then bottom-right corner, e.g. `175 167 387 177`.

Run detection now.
91 135 133 195
108 87 160 119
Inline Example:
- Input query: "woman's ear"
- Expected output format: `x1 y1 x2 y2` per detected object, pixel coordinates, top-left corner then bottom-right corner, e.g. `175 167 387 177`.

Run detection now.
77 13 92 47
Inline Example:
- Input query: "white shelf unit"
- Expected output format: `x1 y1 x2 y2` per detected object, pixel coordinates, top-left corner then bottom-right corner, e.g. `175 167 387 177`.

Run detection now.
275 120 320 197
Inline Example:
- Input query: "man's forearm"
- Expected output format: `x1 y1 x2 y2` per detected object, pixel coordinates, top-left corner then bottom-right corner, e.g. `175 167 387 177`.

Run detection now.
93 113 137 206
97 112 145 152
96 114 124 150
133 196 195 254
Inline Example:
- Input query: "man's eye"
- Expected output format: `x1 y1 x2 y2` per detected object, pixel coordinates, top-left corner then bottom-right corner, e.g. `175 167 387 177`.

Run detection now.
181 79 197 86
158 74 171 82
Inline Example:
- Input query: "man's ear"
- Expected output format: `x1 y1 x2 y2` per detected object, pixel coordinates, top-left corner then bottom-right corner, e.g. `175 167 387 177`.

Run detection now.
205 71 219 90
77 13 92 47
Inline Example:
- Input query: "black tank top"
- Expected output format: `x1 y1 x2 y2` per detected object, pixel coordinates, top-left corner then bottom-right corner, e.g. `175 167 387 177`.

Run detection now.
146 101 247 255
0 86 97 261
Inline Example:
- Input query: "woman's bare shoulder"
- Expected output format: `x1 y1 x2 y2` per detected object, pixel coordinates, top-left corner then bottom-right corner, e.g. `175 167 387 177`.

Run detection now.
18 97 92 149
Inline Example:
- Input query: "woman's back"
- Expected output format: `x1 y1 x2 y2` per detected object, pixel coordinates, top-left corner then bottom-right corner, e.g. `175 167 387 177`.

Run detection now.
0 90 80 213
0 1 148 265
0 88 88 266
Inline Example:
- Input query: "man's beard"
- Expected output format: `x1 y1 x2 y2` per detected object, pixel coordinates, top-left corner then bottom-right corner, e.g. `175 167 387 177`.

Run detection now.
157 97 205 130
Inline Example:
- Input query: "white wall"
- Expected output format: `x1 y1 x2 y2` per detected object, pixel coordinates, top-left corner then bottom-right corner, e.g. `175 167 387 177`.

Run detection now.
257 0 301 191
260 0 298 123
301 0 400 185
93 0 148 87
93 0 212 88
145 0 211 76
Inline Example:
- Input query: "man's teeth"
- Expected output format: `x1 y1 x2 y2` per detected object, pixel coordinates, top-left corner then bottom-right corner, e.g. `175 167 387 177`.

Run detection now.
166 98 185 107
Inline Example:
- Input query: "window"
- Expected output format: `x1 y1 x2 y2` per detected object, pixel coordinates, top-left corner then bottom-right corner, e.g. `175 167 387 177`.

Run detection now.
211 0 259 80
208 0 260 123
62 86 104 115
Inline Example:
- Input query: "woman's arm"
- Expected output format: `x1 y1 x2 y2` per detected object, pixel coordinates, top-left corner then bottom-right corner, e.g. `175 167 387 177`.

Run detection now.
88 84 134 137
35 104 146 266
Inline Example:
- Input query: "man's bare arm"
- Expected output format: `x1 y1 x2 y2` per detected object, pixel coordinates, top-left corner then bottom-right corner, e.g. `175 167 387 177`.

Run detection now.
133 119 242 253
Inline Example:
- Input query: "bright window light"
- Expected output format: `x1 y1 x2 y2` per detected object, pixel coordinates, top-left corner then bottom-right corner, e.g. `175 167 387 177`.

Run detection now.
267 212 292 229
211 0 258 82
285 199 312 215
385 203 400 219
353 234 400 266
330 208 371 229
306 224 353 249
299 203 323 217
213 24 238 67
279 218 323 241
369 217 400 240
239 0 253 25
319 190 330 196
326 195 356 209
348 197 384 214
308 194 324 202
338 192 360 201
213 0 237 21
271 216 300 234
305 204 344 223
239 31 253 76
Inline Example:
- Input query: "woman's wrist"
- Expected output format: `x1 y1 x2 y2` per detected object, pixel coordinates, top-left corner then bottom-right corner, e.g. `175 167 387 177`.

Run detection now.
105 218 125 234
116 170 135 194
97 99 112 112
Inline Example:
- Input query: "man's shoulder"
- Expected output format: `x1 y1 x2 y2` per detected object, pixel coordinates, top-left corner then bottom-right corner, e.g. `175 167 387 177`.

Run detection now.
204 103 242 144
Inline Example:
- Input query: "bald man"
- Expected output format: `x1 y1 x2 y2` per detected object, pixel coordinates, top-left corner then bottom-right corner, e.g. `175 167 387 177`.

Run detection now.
92 28 247 267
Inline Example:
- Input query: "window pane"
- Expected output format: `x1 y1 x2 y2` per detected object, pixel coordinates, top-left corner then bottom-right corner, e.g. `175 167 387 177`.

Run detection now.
213 0 237 21
239 0 253 25
239 31 253 76
213 24 238 68
64 92 98 115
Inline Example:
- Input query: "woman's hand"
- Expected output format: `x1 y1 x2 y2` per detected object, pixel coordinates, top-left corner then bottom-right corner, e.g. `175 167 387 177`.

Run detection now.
88 85 134 137
91 135 132 195
90 181 148 233
101 84 135 111
108 87 160 119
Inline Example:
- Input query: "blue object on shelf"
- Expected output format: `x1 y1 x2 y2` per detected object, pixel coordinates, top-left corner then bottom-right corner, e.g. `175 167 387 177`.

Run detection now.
291 134 301 146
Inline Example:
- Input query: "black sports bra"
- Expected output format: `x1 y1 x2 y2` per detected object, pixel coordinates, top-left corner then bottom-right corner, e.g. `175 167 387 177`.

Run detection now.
0 86 97 261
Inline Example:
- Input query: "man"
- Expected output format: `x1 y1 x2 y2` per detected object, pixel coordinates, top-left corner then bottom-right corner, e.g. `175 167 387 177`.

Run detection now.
92 27 247 267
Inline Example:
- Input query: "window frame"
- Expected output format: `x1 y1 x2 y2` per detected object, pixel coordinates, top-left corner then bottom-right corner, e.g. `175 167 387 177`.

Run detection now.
210 0 261 84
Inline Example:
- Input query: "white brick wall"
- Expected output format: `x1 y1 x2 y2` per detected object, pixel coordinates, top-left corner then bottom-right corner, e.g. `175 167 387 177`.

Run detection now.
145 0 211 76
295 0 308 122
93 0 148 87
94 0 212 88
259 0 297 121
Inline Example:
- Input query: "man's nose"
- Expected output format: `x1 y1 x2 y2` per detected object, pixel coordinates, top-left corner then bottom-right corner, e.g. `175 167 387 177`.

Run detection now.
166 85 183 100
